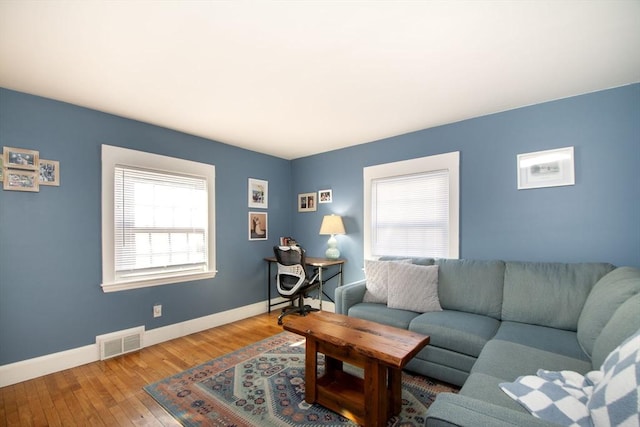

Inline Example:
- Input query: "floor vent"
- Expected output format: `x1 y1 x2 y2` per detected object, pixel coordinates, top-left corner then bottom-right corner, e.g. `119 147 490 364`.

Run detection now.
96 326 145 360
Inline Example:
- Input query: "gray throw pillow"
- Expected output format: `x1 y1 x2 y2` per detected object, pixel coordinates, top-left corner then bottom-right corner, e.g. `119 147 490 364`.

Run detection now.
363 259 411 303
387 263 443 313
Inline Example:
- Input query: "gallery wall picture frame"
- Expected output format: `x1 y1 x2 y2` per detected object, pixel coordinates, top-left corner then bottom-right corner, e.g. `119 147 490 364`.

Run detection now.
0 157 3 181
517 146 575 190
318 189 332 203
298 192 317 212
248 178 268 209
39 159 60 186
3 146 39 171
249 211 268 240
3 169 39 192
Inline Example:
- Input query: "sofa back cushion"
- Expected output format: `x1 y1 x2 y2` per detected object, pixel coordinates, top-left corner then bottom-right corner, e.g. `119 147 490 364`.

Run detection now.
502 262 614 331
577 267 640 359
435 259 505 319
592 293 640 369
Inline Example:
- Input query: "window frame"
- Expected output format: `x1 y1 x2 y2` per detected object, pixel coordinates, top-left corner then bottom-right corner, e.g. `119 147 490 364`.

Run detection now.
363 151 460 260
101 145 216 293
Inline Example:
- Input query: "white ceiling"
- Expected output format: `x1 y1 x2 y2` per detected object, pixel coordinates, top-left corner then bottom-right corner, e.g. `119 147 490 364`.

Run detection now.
1 1 639 160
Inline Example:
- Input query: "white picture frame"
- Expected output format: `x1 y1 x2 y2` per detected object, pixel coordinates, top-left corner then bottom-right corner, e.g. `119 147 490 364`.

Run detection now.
248 178 268 208
318 189 332 203
249 212 268 240
298 192 317 212
517 146 575 190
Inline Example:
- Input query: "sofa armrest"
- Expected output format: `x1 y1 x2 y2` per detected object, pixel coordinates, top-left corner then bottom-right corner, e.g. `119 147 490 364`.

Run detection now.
334 280 366 315
425 393 556 427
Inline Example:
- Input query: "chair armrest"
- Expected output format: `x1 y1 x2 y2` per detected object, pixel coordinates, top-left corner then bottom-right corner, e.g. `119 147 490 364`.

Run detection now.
425 393 557 427
334 280 367 315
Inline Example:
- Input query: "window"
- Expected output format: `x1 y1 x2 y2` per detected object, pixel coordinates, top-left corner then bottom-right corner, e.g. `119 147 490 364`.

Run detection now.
101 145 216 292
363 152 459 259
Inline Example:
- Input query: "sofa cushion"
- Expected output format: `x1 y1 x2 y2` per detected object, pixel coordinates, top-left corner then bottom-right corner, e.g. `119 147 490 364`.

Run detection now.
436 259 505 319
409 310 500 357
577 267 640 359
388 263 443 313
362 259 411 303
406 357 470 388
502 262 614 331
494 322 589 361
461 372 531 414
413 344 478 374
592 293 640 369
471 340 592 381
347 302 420 330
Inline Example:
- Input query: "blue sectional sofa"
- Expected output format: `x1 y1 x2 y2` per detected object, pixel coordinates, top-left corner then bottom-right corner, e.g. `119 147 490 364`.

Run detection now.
334 258 640 427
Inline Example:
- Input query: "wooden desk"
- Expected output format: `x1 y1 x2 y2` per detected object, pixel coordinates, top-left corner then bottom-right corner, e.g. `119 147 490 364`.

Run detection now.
283 311 430 427
264 256 345 312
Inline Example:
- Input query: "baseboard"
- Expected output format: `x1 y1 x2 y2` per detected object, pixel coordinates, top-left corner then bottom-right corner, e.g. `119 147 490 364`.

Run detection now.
0 298 335 388
0 343 98 388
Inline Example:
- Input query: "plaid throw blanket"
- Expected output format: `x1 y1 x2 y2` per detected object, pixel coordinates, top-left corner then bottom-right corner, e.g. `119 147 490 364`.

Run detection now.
500 328 640 427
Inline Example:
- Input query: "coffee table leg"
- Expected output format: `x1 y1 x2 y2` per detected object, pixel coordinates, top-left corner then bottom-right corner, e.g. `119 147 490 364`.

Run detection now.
364 359 387 427
305 338 318 403
389 367 402 414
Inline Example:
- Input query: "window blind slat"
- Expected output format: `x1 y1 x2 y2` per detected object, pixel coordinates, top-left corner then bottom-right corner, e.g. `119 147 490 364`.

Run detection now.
114 166 208 278
371 170 449 257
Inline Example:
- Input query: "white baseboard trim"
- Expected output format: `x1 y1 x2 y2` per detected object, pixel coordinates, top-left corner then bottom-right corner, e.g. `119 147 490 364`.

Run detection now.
0 298 335 388
0 344 98 388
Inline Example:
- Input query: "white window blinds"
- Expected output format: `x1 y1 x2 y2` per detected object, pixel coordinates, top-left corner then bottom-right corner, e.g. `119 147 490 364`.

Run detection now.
371 170 449 257
114 166 208 281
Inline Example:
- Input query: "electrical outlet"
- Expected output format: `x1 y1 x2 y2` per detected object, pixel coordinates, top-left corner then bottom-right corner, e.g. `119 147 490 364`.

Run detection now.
153 304 162 318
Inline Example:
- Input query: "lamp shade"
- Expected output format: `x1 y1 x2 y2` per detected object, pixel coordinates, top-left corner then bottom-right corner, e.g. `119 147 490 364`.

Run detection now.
319 215 345 235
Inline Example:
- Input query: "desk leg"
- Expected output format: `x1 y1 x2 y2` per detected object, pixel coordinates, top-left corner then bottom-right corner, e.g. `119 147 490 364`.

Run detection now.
305 338 318 404
267 261 272 313
318 267 323 311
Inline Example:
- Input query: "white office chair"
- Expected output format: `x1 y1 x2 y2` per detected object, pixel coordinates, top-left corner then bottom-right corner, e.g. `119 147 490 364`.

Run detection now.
273 245 320 325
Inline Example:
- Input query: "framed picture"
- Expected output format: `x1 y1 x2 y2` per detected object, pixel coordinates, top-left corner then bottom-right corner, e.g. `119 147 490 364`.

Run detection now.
248 178 268 209
39 159 60 186
3 147 39 171
0 157 3 181
3 169 39 192
298 192 317 212
319 189 333 203
249 212 268 240
517 146 575 190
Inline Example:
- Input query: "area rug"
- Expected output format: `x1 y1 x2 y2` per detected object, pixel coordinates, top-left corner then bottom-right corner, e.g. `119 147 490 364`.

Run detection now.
144 331 457 426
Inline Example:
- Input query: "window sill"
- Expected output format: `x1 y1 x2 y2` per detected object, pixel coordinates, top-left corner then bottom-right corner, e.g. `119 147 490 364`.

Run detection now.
101 270 217 293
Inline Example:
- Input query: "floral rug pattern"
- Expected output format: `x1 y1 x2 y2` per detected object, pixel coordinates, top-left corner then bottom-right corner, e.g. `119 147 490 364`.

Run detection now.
144 331 457 426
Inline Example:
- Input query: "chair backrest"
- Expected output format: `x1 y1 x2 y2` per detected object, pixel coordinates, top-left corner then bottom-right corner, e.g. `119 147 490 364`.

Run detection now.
273 245 308 296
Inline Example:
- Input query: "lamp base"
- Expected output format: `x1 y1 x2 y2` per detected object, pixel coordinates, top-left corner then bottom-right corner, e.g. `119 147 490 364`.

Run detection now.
325 235 340 259
325 247 340 259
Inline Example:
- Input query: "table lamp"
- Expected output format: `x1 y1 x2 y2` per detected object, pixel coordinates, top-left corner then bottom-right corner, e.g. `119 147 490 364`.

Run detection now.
319 214 346 259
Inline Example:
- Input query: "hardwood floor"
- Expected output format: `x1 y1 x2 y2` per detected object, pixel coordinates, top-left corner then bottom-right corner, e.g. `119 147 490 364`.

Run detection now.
0 312 285 426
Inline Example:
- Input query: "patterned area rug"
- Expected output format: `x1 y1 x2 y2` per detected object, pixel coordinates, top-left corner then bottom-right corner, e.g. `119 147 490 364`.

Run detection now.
144 331 458 426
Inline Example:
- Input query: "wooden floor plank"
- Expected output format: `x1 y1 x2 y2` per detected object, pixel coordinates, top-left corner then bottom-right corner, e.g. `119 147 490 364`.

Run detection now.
0 312 283 426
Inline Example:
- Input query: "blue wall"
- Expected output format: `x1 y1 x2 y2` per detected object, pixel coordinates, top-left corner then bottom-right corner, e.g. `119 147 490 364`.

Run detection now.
1 84 638 366
290 84 640 299
0 88 291 365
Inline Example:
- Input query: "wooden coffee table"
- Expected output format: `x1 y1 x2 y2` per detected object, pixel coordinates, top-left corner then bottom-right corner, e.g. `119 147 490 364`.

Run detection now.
282 311 430 427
